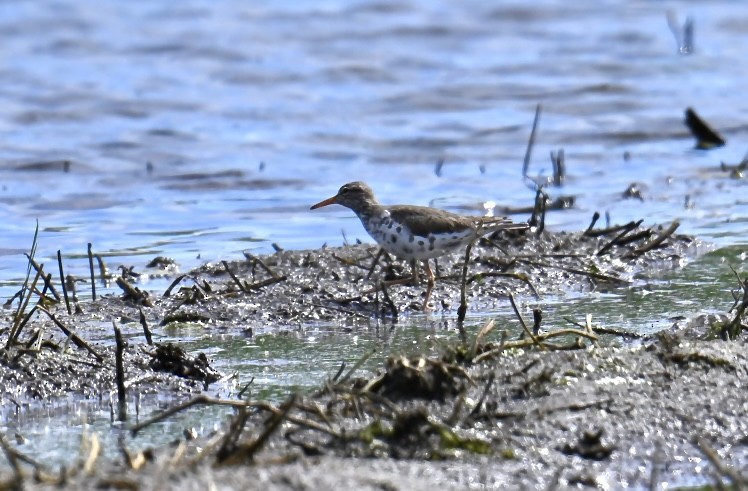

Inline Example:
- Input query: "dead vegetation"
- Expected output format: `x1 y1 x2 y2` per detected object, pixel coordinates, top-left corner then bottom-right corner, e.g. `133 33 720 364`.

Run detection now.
0 213 745 489
3 315 746 490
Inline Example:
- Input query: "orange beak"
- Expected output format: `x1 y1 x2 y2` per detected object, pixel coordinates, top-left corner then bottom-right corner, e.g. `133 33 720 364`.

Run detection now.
310 194 338 210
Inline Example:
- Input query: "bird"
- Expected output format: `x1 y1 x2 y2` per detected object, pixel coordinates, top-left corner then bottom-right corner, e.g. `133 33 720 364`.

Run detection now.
310 181 528 310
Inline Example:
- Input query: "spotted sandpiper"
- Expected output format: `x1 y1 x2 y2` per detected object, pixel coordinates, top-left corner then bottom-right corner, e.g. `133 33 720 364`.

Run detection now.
310 181 528 310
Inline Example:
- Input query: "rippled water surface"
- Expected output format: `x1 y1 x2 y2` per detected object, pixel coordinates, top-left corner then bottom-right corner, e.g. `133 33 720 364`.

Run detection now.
2 0 748 296
2 0 748 480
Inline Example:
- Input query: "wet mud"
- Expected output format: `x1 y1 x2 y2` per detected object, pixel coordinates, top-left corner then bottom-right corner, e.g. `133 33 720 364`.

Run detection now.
3 222 747 489
11 326 748 490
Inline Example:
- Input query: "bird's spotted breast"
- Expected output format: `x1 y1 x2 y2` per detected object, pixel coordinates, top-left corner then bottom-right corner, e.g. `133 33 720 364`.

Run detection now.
357 206 481 260
364 215 474 260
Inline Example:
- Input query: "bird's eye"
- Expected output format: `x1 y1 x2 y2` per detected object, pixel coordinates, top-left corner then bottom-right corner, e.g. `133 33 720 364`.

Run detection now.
340 187 349 194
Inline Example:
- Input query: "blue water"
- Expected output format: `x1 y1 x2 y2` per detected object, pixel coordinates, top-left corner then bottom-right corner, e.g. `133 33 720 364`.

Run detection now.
2 1 748 484
1 1 748 299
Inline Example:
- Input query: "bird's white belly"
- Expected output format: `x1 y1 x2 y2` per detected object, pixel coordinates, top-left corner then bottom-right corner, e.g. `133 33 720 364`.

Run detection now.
364 216 474 260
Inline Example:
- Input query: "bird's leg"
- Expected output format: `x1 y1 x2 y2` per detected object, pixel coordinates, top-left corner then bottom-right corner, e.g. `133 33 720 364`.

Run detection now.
358 259 425 300
360 273 412 297
366 248 385 279
422 260 436 311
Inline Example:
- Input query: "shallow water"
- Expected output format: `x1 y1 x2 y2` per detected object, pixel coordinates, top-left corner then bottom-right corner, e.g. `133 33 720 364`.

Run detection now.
2 0 748 480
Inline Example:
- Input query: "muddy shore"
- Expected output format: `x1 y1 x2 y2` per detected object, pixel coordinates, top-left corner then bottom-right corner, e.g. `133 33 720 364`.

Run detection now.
2 222 747 489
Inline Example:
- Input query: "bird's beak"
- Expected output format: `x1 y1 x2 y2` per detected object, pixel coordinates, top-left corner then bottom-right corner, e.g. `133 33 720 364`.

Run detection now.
310 194 338 210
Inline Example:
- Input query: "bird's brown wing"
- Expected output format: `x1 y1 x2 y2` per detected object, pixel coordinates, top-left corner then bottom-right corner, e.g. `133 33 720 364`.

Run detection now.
388 206 473 237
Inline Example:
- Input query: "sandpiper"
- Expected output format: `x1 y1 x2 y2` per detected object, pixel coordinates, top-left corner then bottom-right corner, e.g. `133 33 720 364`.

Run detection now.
310 181 528 310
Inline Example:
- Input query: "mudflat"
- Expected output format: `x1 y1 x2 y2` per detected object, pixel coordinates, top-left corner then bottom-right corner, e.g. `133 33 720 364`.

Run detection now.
3 222 747 489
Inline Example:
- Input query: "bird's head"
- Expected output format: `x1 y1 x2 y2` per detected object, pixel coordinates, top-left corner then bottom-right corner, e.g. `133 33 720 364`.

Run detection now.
310 181 377 214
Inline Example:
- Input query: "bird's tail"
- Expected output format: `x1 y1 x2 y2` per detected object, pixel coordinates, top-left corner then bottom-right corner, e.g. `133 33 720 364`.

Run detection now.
476 216 529 235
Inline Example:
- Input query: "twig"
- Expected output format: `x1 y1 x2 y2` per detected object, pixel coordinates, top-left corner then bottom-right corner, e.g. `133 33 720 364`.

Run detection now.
113 321 127 421
57 250 72 315
130 395 237 436
522 104 542 177
472 331 507 364
94 254 108 279
516 258 628 284
564 317 643 339
115 277 153 307
215 407 250 463
551 148 565 186
130 394 341 439
596 220 643 256
337 348 377 385
694 437 746 489
38 308 103 362
528 189 548 234
509 293 547 351
244 275 287 291
242 251 282 279
474 327 599 361
585 212 600 234
7 268 42 347
218 394 297 465
163 274 188 297
458 223 482 323
613 228 654 247
466 271 540 298
466 373 496 421
310 303 370 319
470 318 495 360
222 261 247 293
0 432 21 482
14 305 40 346
378 281 398 318
623 220 680 258
366 248 385 279
139 308 153 345
330 253 371 270
0 431 46 471
87 243 96 301
532 308 542 335
24 255 61 302
237 378 255 399
331 363 346 383
584 220 639 237
82 431 101 475
38 273 53 303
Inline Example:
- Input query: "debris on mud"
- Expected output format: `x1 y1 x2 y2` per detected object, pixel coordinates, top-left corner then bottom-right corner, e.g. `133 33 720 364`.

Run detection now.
0 338 210 402
2 219 738 490
8 321 747 490
148 342 221 384
160 218 697 325
0 219 700 403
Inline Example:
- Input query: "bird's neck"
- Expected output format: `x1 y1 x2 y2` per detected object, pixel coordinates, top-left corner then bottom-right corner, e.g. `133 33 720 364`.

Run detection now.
352 201 384 222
